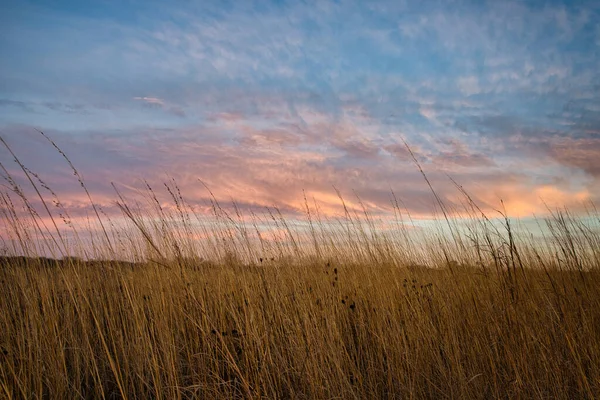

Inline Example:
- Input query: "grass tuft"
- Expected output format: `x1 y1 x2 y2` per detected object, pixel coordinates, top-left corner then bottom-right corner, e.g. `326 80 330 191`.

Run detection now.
1 132 599 398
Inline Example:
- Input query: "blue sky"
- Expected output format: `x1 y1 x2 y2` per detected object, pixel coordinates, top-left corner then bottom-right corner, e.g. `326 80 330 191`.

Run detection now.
1 0 599 218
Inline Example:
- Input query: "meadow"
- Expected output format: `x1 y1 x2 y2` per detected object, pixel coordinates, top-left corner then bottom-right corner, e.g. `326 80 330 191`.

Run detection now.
1 135 599 399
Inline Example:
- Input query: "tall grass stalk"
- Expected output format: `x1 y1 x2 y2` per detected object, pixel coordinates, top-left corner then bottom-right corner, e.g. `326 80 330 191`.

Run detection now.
1 136 599 399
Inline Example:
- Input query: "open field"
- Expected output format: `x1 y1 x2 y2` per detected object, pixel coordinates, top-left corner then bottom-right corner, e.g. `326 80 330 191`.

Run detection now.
1 254 600 399
1 138 600 399
4 0 600 397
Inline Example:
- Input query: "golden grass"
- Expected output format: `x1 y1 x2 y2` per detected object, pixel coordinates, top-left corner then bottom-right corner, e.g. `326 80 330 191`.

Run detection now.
1 132 599 399
1 258 599 399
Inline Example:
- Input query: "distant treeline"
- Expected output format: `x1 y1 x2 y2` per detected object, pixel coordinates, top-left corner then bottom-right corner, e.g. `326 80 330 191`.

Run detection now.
0 256 139 270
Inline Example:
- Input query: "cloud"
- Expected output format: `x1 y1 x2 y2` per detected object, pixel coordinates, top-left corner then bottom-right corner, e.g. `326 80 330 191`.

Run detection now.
334 139 380 159
475 183 592 217
133 96 165 106
432 139 496 168
457 77 481 97
5 114 596 226
0 99 33 112
133 96 185 117
0 99 88 114
1 0 600 225
547 137 600 178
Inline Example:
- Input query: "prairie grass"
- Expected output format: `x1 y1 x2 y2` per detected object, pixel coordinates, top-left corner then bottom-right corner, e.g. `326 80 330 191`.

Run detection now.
1 133 599 399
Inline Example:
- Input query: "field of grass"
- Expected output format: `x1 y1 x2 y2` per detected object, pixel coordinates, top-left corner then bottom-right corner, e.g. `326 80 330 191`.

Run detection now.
1 135 600 399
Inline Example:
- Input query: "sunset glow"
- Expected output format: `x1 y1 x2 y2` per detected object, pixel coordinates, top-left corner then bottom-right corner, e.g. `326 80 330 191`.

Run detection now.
1 0 599 221
3 3 600 397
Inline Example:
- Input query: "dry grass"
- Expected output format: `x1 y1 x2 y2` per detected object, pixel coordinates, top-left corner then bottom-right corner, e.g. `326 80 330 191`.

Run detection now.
1 132 600 399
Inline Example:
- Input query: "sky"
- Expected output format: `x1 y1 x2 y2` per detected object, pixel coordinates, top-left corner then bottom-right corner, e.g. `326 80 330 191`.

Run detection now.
1 0 599 223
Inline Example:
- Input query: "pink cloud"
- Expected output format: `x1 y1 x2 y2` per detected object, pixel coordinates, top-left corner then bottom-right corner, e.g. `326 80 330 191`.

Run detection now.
133 96 165 106
2 113 599 236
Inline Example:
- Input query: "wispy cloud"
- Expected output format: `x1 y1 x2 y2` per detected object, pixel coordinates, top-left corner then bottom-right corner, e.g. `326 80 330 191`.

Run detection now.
1 0 599 219
133 96 185 117
133 96 165 106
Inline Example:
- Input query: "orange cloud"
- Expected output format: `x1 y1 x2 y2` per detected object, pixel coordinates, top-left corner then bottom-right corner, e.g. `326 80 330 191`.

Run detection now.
474 184 591 217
